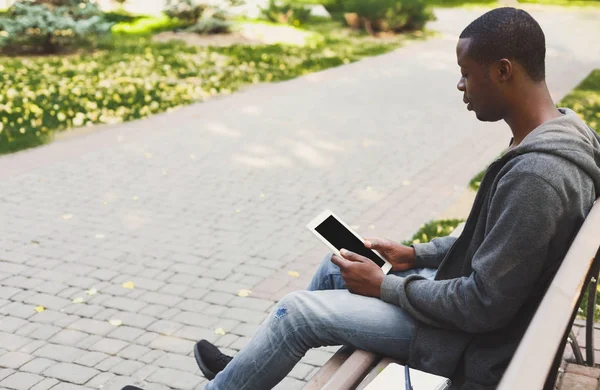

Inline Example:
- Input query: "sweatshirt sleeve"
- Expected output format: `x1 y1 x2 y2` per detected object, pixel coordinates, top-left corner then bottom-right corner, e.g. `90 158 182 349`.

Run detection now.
412 236 458 269
380 172 565 333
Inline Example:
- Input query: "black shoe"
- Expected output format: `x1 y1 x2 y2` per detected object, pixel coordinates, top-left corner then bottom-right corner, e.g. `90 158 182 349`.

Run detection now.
121 387 144 390
194 339 233 380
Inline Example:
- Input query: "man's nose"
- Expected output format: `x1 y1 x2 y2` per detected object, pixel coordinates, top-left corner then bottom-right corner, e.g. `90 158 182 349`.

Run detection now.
457 78 465 91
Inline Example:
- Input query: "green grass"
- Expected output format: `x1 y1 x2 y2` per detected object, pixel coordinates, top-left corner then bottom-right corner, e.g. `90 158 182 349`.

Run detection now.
0 20 426 155
111 13 190 36
560 69 600 132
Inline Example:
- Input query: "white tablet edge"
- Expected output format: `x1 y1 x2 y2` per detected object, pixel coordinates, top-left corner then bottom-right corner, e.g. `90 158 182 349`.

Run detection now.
306 209 392 274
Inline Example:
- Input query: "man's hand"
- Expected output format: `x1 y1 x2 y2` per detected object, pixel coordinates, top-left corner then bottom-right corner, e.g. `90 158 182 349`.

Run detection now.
331 249 385 298
364 238 416 272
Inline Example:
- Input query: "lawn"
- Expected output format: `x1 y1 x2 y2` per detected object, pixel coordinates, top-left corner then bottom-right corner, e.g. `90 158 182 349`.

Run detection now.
0 18 428 155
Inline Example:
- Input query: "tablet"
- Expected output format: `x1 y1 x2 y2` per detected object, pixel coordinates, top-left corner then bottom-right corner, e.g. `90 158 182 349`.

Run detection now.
306 209 392 274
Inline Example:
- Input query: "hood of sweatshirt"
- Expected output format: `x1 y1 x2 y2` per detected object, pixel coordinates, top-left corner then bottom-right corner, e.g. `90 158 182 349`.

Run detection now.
502 107 600 194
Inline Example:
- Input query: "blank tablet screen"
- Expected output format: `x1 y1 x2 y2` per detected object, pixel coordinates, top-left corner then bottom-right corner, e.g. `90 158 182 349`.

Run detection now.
315 215 385 267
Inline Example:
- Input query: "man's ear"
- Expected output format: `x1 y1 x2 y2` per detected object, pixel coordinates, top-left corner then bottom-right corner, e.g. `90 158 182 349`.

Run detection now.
497 58 513 82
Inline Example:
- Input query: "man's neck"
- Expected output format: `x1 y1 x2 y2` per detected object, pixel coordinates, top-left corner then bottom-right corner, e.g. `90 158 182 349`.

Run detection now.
504 82 562 147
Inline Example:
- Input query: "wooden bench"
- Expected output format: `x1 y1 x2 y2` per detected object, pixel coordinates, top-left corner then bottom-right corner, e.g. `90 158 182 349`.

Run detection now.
306 198 600 390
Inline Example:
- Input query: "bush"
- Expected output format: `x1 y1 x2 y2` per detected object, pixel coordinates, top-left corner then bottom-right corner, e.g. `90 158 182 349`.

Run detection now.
342 0 434 34
163 0 206 24
0 0 112 54
402 219 464 246
187 8 231 34
103 10 144 25
260 0 312 26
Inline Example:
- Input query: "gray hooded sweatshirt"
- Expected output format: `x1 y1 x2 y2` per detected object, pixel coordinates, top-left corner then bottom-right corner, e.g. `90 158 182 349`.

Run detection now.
380 108 600 389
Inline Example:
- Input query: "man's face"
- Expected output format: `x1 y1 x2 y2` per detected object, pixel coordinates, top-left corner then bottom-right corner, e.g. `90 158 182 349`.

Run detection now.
456 38 506 122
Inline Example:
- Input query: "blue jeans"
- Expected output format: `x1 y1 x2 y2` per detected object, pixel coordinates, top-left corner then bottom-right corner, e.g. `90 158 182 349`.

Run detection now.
205 253 437 390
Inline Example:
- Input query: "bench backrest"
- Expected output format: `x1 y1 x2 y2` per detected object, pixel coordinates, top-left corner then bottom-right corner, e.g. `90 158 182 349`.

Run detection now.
498 198 600 389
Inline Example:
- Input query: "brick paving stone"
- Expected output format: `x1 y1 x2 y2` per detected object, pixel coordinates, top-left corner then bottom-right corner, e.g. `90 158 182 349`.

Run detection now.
15 323 42 338
147 367 204 390
19 358 56 375
289 362 314 380
173 326 219 343
559 372 599 390
89 338 129 355
43 362 99 385
96 356 124 371
0 333 31 352
117 345 151 360
0 368 15 381
154 353 199 373
132 365 159 381
49 329 88 346
107 326 146 342
0 352 34 369
0 372 44 389
30 378 59 390
85 372 116 388
139 350 165 364
74 351 109 367
0 317 29 333
147 320 184 336
34 344 84 363
111 359 145 376
19 340 46 355
148 336 195 355
68 318 113 336
49 383 94 390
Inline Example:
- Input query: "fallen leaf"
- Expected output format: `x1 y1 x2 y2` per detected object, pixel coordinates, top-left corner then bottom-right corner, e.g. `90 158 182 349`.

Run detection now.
72 297 84 304
62 214 73 220
237 289 251 297
162 169 168 176
288 271 300 278
31 240 40 245
122 281 135 289
366 186 372 191
190 154 196 161
86 288 98 296
215 328 226 336
369 225 375 230
95 234 105 239
402 180 411 186
35 306 45 313
260 193 265 198
132 196 139 201
109 319 122 326
145 152 153 159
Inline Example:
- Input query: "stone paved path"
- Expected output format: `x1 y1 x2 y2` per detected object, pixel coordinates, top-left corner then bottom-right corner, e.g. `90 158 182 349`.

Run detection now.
0 6 599 390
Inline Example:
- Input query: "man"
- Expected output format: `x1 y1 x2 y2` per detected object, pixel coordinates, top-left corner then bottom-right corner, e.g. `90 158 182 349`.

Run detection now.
124 6 600 390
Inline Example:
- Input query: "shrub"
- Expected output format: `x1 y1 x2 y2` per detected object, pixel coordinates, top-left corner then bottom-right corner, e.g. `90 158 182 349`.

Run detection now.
163 0 206 24
103 10 144 24
402 219 464 246
186 8 231 34
342 0 434 34
260 0 312 26
0 0 112 54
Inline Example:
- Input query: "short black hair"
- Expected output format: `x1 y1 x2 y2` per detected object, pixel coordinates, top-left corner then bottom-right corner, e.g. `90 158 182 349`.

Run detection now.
460 7 546 82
